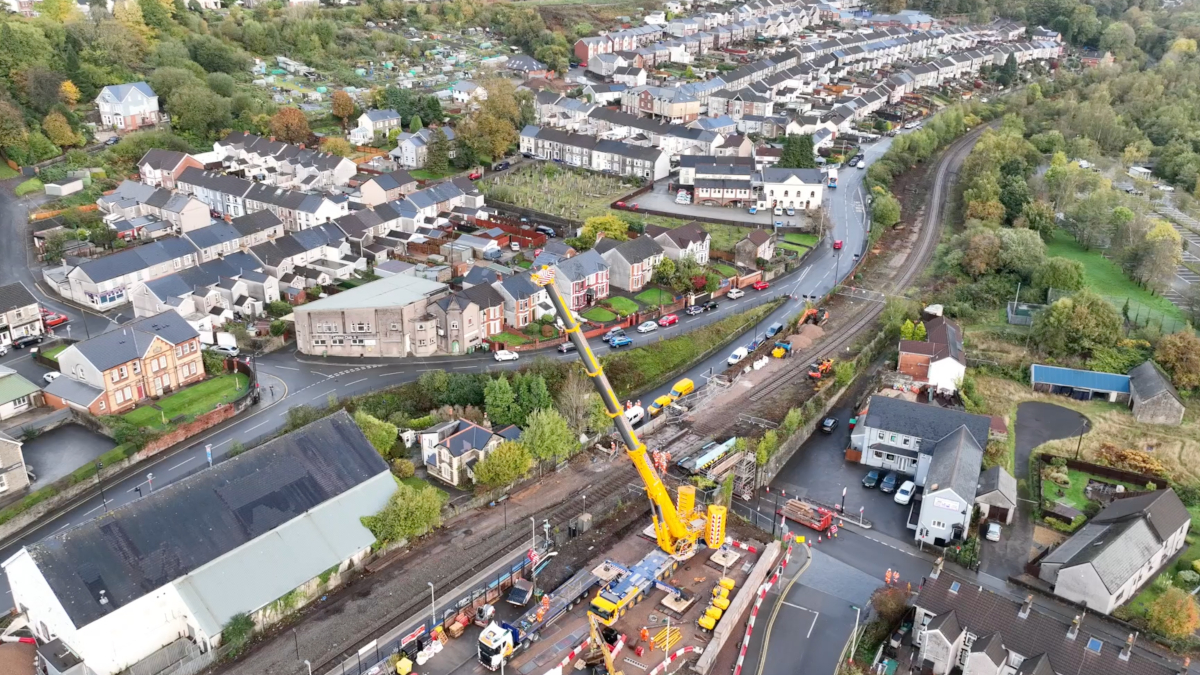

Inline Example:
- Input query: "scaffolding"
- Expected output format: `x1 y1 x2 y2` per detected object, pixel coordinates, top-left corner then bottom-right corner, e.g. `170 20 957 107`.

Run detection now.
732 452 756 501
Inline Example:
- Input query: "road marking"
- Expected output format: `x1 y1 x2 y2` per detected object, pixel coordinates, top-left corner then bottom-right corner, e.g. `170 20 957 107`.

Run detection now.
780 602 819 638
315 389 336 400
345 378 368 386
56 522 72 531
246 421 268 432
378 372 401 377
274 366 300 371
83 500 111 516
454 365 476 370
168 457 196 472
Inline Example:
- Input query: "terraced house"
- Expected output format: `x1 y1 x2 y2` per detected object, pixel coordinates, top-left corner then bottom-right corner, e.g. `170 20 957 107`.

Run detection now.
49 238 199 309
0 283 44 349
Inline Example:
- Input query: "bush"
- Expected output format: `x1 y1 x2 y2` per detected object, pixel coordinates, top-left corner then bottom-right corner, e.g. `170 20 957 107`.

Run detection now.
353 411 398 456
541 324 554 338
1191 559 1200 575
1147 587 1200 639
361 481 445 546
391 458 415 478
269 320 286 337
221 613 255 656
1177 570 1200 588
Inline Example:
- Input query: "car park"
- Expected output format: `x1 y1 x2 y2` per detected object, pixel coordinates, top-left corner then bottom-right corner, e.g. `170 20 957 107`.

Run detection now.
42 372 60 384
13 335 44 349
879 472 900 493
685 305 704 316
820 417 838 434
557 341 576 353
727 288 744 299
609 335 633 348
986 522 1002 541
727 346 749 365
752 280 769 291
494 349 519 362
862 470 880 488
637 321 658 333
206 344 238 357
703 300 719 311
894 481 916 505
786 207 795 216
773 206 783 216
658 314 678 327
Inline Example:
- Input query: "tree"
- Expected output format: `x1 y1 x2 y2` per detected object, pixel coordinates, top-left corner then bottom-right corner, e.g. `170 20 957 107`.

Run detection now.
958 227 1002 277
1136 222 1182 294
323 138 352 157
473 441 533 489
913 322 926 341
580 215 629 247
1033 257 1084 293
58 80 80 108
206 72 235 98
484 376 520 427
409 115 423 133
459 110 516 162
1155 332 1200 390
332 90 355 130
0 101 28 152
353 411 398 456
513 373 552 423
138 0 172 30
555 368 595 434
900 319 916 340
996 53 1018 87
871 189 901 228
998 228 1046 279
1146 587 1200 639
754 430 779 465
43 112 79 149
39 0 78 21
426 127 450 175
522 408 577 463
360 482 445 546
202 350 225 377
999 174 1031 224
1018 200 1056 241
1032 289 1123 356
270 107 311 145
653 257 676 285
870 585 912 624
168 86 232 141
777 134 816 169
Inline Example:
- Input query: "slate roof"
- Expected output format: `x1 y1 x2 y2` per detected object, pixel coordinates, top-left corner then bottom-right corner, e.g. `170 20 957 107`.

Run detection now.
366 171 416 193
184 222 242 250
42 373 104 407
507 55 547 72
917 572 1182 675
99 82 156 102
138 149 190 171
26 410 389 629
1029 365 1131 394
761 167 825 184
456 281 504 309
0 282 37 311
648 222 709 248
861 396 991 449
1128 361 1181 405
75 238 198 283
554 249 608 281
442 420 495 457
606 235 665 265
976 465 1017 508
68 310 199 372
230 210 283 237
926 609 962 642
924 426 983 502
971 632 1007 666
364 109 401 122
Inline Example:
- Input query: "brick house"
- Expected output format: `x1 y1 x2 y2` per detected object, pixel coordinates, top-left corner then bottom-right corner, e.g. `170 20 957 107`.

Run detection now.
734 230 775 267
137 150 202 189
552 250 610 311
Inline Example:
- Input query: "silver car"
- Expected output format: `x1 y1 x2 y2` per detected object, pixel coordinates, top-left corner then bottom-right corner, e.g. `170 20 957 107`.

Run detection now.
637 321 659 333
986 522 1002 541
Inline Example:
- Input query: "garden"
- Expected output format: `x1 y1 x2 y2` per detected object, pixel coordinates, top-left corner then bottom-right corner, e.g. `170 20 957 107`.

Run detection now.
123 373 251 429
778 232 819 253
483 164 641 221
1039 455 1150 532
635 288 675 308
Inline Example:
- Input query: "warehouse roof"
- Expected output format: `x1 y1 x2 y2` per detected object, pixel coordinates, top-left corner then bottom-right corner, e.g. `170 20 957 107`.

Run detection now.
1029 364 1131 394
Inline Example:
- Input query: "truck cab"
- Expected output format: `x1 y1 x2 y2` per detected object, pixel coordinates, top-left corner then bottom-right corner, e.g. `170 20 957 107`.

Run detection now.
478 623 516 670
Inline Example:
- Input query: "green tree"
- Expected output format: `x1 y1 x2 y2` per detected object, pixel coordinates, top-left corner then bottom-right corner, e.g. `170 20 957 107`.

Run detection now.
353 411 398 456
777 134 816 169
1018 200 1057 241
653 257 676 285
998 227 1046 279
1032 289 1123 356
996 53 1018 87
206 72 235 98
168 86 232 140
900 319 916 340
513 373 552 423
360 482 445 546
1032 257 1085 293
580 215 629 247
323 138 353 157
484 376 520 427
1136 222 1183 294
426 127 450 175
473 440 533 489
522 408 577 463
754 430 780 466
0 101 28 153
201 350 226 376
871 188 902 228
409 114 423 133
999 174 1031 224
43 112 78 149
913 322 926 341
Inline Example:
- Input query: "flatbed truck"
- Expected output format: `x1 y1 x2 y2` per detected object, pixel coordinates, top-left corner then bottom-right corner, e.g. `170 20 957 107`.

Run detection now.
478 568 601 670
778 498 833 532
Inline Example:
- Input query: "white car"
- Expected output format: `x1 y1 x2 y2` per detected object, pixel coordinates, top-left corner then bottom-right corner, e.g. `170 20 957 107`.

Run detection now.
857 160 866 169
637 321 659 333
207 344 239 357
494 350 519 362
773 206 783 216
42 371 61 384
894 480 915 505
986 522 1002 542
727 288 745 299
727 346 749 365
0 344 8 357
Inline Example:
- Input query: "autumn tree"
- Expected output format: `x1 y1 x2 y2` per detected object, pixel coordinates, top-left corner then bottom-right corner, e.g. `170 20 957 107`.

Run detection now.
473 441 533 489
42 112 78 149
331 90 355 130
270 107 311 145
323 137 352 157
554 367 595 435
1154 332 1200 390
58 80 80 108
870 585 912 624
0 101 28 152
1147 587 1200 639
580 214 630 247
1135 222 1182 294
1032 289 1123 356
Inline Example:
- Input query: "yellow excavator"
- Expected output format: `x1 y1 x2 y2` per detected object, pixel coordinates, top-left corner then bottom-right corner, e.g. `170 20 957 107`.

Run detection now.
532 266 725 560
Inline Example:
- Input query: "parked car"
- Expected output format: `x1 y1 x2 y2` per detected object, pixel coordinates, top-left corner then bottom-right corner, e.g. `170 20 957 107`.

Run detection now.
748 206 758 214
894 481 916 505
752 280 770 291
862 470 881 488
105 136 120 146
647 394 673 417
765 322 784 337
703 300 719 311
0 344 8 357
727 346 749 365
494 349 519 362
535 225 556 237
986 522 1002 542
727 288 744 299
43 314 68 327
685 305 704 316
658 314 678 327
833 240 843 250
857 160 866 169
624 406 645 425
557 341 576 353
468 171 483 180
206 344 239 357
42 372 60 384
879 472 900 493
603 328 626 342
637 321 658 333
609 335 633 348
493 161 510 171
510 241 521 251
13 335 44 349
773 206 783 216
820 417 838 433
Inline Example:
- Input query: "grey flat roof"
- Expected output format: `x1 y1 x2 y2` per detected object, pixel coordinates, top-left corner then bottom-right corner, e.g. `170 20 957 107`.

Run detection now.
297 274 448 311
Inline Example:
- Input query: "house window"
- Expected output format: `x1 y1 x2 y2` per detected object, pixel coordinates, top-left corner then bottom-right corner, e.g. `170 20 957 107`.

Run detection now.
111 370 119 383
351 337 365 345
12 395 29 408
930 520 946 529
890 434 897 442
176 346 183 357
133 361 141 374
98 400 105 411
151 359 159 373
159 356 167 370
902 438 910 446
885 453 895 462
451 322 459 330
332 337 344 345
877 431 884 439
390 323 400 330
313 338 327 346
119 366 128 379
0 473 6 493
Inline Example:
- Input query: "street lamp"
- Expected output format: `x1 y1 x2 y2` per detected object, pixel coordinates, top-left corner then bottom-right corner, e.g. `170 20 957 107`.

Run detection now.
96 461 108 513
428 582 437 630
146 472 154 493
303 660 312 675
848 604 861 665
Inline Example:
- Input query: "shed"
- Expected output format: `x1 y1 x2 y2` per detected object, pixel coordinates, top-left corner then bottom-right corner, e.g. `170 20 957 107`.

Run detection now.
1029 364 1130 403
975 465 1017 524
44 178 84 197
1128 361 1184 426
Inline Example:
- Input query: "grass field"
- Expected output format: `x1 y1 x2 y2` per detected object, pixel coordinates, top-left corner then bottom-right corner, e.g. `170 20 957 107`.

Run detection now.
711 263 738 277
411 168 455 181
1046 230 1185 324
582 307 618 323
123 374 249 429
41 345 68 362
635 288 674 307
605 296 640 316
484 165 636 221
492 331 530 345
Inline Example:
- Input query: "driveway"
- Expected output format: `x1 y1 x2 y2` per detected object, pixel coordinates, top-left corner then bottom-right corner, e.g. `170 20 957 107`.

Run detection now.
21 423 116 490
981 401 1090 579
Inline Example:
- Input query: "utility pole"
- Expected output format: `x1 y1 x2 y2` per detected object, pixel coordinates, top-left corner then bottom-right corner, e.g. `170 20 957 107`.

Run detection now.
530 517 537 596
96 461 108 513
428 582 437 630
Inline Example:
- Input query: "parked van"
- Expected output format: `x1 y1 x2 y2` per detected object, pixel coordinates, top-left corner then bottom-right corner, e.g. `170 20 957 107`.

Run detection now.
647 395 673 417
765 322 785 338
668 378 695 401
625 406 645 425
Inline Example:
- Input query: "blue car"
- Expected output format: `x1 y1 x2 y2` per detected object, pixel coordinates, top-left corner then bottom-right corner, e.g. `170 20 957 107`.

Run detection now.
748 206 758 214
609 335 633 348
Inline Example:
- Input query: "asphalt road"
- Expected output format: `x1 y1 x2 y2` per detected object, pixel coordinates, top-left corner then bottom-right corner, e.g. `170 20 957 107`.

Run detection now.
0 136 890 604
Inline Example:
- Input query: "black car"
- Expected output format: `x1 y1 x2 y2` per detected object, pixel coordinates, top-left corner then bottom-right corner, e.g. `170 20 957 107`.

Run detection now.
104 136 120 146
880 472 900 493
12 335 44 349
703 300 719 311
493 161 510 171
602 328 626 342
820 417 838 434
557 341 576 353
685 305 704 316
535 225 556 237
862 470 881 489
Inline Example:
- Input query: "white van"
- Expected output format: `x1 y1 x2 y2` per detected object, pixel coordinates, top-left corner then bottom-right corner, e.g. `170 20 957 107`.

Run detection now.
625 406 645 425
727 346 749 366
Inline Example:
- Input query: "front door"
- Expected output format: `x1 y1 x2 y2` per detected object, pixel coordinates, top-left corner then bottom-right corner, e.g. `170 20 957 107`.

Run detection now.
451 340 460 354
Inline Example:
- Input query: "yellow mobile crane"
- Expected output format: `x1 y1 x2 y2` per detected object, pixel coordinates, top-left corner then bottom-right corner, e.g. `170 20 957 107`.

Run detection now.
531 267 725 560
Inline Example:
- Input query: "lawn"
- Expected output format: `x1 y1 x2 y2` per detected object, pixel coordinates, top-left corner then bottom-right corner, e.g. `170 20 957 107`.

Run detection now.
491 331 530 345
41 345 68 362
783 232 819 248
411 168 456 181
605 296 640 316
123 374 250 429
582 307 618 323
1041 468 1144 512
1046 229 1185 325
15 178 42 197
635 288 675 307
711 263 738 277
0 164 17 180
516 259 532 269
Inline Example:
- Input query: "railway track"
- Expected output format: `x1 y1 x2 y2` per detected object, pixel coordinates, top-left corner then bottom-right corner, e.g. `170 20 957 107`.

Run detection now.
743 125 989 406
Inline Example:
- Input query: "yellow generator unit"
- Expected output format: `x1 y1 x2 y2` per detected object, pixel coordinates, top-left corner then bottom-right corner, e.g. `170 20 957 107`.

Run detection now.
704 606 724 621
712 596 731 611
705 505 726 548
677 485 695 517
711 586 728 599
698 614 717 632
718 577 736 591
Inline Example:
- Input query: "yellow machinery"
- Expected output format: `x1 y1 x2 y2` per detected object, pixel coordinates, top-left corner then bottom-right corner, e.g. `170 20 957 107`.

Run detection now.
532 266 725 560
587 612 623 675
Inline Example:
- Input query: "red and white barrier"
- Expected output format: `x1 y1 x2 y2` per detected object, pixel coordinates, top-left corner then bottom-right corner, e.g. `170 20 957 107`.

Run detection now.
727 540 759 554
646 645 699 675
731 536 796 675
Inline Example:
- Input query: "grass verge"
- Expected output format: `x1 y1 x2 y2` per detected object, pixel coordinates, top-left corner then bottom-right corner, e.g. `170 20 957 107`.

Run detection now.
0 164 18 180
784 232 819 248
123 373 249 429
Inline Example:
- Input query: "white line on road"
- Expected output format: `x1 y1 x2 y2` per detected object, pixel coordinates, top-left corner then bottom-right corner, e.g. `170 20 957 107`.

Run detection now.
83 500 111 516
274 366 300 371
245 421 268 432
453 365 475 370
345 378 368 386
378 372 401 377
780 602 819 638
314 389 336 400
168 457 196 472
56 522 72 531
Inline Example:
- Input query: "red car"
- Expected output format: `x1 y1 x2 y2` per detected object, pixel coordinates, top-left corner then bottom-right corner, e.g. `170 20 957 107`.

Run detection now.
752 280 770 291
658 314 678 327
468 172 483 180
43 314 68 327
833 239 843 250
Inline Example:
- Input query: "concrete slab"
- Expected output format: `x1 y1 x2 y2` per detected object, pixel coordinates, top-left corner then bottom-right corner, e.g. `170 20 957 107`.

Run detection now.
22 423 116 490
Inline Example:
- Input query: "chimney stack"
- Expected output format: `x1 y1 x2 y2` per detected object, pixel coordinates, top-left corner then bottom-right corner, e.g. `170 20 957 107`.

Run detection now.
930 557 944 580
1067 615 1079 640
1120 633 1135 661
1018 594 1033 619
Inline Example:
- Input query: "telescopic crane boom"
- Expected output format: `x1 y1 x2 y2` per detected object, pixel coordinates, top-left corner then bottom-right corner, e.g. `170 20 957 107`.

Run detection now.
532 266 721 559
